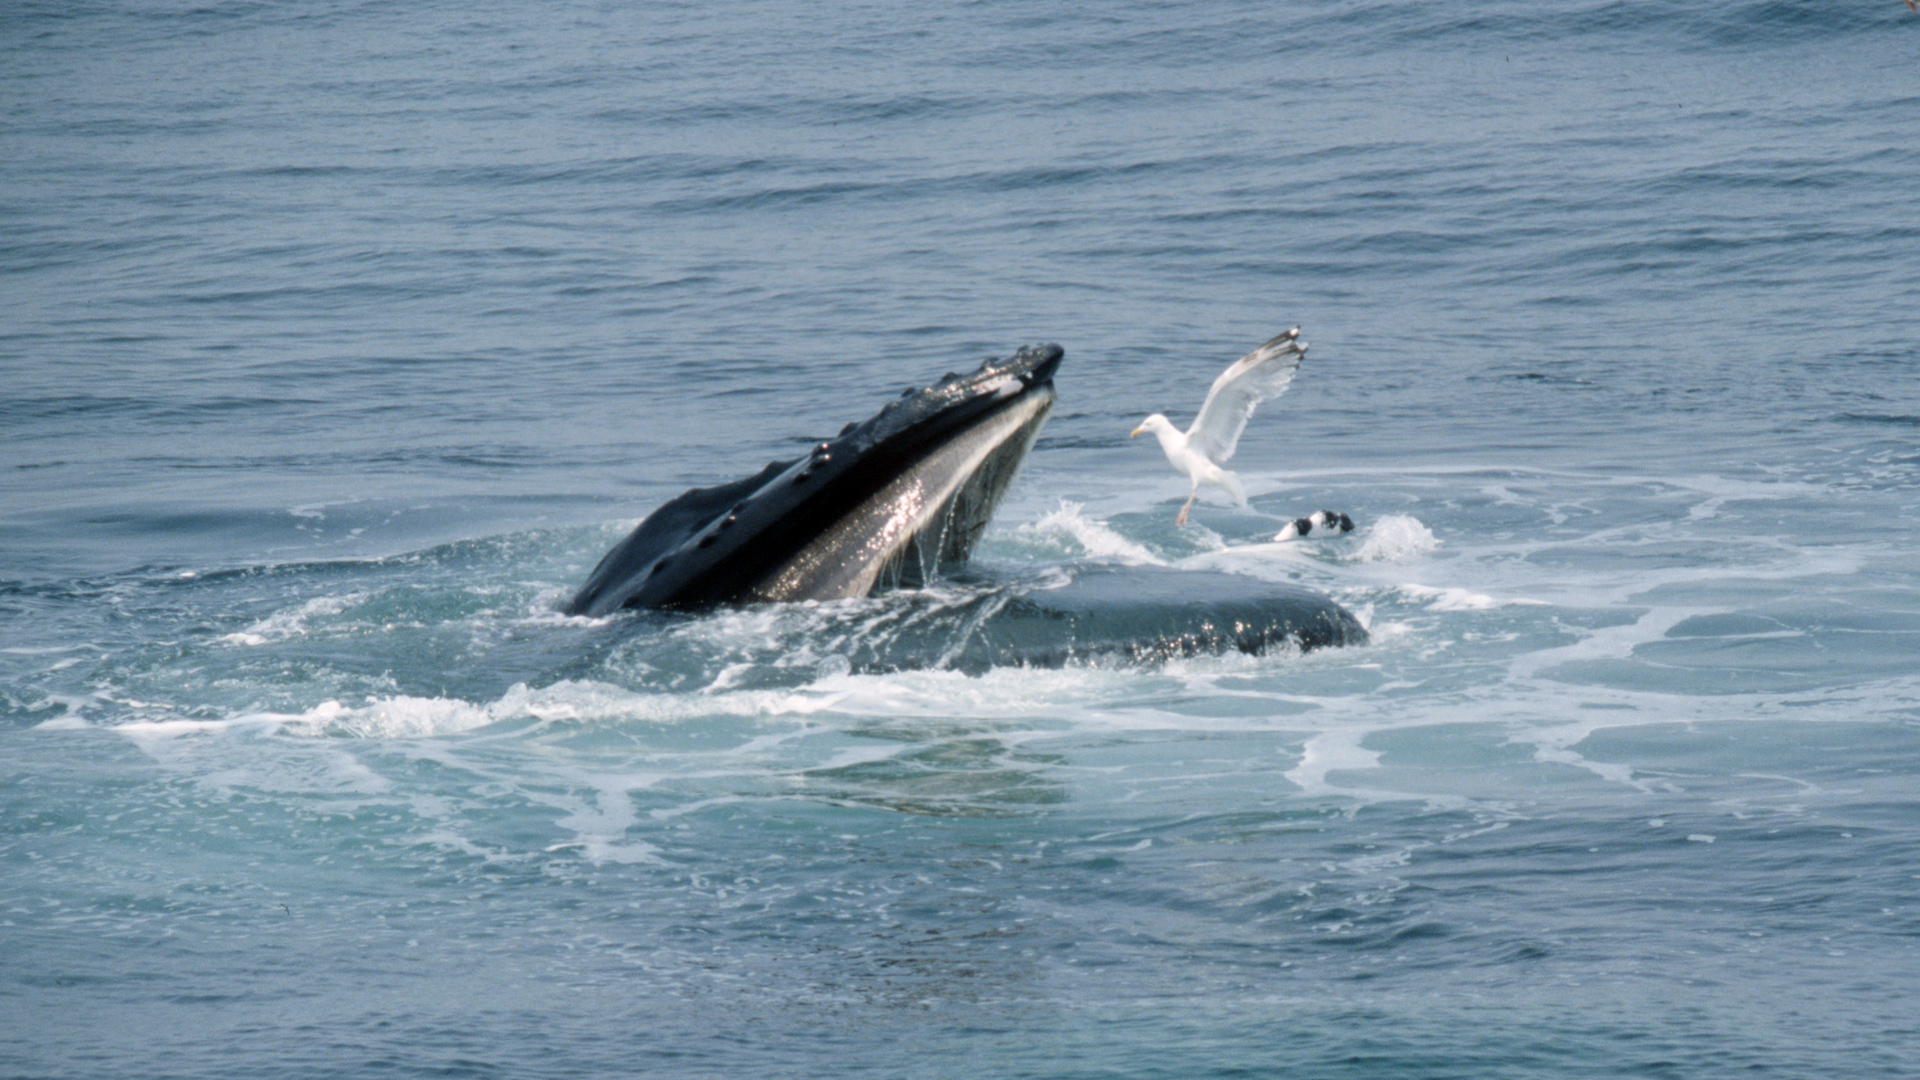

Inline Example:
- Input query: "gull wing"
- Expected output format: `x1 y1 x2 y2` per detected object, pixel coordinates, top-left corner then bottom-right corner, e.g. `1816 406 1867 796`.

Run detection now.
1186 328 1306 465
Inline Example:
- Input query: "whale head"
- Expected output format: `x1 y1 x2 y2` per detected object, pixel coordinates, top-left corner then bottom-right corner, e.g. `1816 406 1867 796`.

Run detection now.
565 345 1062 616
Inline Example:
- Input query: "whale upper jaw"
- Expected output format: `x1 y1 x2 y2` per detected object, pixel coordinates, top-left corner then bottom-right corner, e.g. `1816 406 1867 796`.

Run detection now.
564 345 1063 617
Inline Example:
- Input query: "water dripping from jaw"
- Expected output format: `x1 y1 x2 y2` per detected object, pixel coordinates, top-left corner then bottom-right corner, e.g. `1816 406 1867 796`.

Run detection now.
874 479 968 593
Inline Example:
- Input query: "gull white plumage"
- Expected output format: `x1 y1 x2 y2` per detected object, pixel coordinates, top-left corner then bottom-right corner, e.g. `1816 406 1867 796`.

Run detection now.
1131 327 1307 526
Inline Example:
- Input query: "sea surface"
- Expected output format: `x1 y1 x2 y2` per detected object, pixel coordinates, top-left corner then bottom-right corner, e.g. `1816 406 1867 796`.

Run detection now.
5 2 1919 1077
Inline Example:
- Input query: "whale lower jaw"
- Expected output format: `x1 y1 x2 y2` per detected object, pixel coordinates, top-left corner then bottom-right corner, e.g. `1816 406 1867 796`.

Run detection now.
747 388 1054 602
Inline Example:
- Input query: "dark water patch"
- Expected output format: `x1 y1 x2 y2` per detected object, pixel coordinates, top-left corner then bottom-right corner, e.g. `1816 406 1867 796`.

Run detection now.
239 163 362 179
649 178 899 215
1374 0 1895 52
1638 160 1908 197
165 279 461 307
801 738 1069 818
632 90 998 131
639 99 790 128
1487 372 1602 389
1838 412 1920 427
1681 0 1895 46
1664 612 1792 638
1034 434 1127 452
1 394 333 428
814 92 988 126
640 157 1216 217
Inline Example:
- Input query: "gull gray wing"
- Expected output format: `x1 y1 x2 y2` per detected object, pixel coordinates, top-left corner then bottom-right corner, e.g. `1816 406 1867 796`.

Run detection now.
1186 328 1306 465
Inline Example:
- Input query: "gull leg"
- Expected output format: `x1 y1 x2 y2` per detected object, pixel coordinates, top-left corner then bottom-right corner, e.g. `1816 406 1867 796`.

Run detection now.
1175 492 1198 527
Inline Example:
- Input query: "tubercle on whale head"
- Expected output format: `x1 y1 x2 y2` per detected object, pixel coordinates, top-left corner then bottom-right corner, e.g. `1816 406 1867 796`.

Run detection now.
819 344 1060 462
747 343 1061 552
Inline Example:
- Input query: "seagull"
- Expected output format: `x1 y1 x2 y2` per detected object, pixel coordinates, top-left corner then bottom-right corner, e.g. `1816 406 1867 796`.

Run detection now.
1130 327 1308 526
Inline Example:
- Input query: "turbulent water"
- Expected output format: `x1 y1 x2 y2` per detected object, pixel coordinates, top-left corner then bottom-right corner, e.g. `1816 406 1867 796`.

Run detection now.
5 2 1919 1077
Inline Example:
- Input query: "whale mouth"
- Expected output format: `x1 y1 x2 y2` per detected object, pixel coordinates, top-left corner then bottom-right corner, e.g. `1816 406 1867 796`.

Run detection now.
746 385 1055 602
565 345 1063 617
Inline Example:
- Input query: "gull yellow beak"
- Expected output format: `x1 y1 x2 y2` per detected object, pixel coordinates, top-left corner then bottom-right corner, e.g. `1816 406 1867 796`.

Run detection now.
1129 425 1145 438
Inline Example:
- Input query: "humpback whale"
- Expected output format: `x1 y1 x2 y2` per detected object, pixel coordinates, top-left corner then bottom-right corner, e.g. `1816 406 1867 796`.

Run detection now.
566 344 1367 663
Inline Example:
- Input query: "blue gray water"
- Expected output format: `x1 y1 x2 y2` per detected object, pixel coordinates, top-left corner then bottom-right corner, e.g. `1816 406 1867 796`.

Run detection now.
5 2 1919 1076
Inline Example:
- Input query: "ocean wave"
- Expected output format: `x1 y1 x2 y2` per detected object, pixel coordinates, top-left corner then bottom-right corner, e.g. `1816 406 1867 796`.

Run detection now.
1360 0 1894 50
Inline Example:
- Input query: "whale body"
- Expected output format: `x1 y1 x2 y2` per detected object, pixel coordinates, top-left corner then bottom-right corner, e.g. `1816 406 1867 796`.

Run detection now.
839 563 1367 674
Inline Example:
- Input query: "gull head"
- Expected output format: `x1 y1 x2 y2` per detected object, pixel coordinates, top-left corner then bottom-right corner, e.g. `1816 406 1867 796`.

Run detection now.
1130 414 1174 439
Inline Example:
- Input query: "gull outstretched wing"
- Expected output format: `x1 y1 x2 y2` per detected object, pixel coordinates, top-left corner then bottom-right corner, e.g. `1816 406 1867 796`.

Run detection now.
1186 327 1306 465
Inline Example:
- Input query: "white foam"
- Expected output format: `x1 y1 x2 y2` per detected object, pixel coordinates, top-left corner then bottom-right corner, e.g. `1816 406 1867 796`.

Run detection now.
2 644 98 655
318 696 498 739
1284 729 1383 796
1524 731 1646 790
1394 583 1546 612
216 592 366 647
1007 501 1165 565
1349 515 1440 563
107 694 495 741
113 717 278 738
538 773 670 865
1504 606 1699 681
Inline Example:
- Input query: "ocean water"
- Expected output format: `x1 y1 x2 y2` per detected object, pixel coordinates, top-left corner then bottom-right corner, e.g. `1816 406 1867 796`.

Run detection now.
5 1 1920 1076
